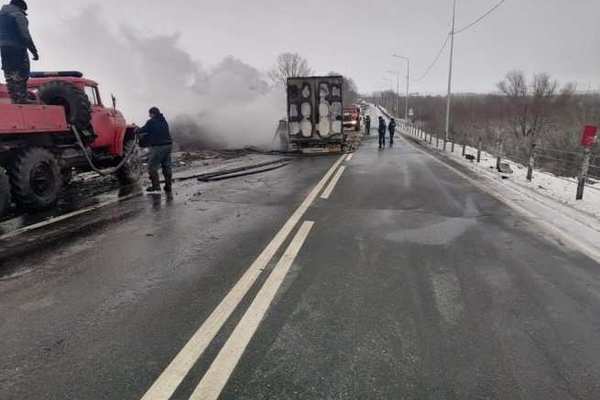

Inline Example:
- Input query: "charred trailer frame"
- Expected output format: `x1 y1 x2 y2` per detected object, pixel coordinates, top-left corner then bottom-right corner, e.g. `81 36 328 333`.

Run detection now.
286 76 346 153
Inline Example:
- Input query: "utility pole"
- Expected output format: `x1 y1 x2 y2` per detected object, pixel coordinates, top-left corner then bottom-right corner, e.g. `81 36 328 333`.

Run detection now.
393 55 410 122
577 148 591 200
386 70 401 117
382 77 394 111
444 0 457 152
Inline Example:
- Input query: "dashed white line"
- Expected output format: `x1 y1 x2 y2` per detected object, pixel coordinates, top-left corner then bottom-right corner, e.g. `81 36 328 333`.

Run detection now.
320 166 346 200
140 155 346 400
346 153 354 161
189 221 315 400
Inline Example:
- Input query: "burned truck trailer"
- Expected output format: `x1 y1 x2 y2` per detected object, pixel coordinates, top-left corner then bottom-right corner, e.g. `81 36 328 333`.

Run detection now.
287 76 345 153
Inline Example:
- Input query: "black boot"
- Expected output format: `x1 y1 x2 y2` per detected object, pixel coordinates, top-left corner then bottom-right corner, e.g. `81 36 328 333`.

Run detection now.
163 168 173 193
146 171 161 194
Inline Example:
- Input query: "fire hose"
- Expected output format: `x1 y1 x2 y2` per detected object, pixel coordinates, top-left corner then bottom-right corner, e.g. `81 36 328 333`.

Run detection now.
71 126 140 177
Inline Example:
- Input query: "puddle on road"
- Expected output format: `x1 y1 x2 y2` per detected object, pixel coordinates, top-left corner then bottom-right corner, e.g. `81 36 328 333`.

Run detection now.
0 155 283 238
386 216 478 246
0 266 35 281
385 196 480 246
0 185 142 238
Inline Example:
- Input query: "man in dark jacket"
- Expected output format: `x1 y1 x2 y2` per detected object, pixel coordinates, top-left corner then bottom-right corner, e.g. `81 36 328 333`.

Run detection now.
0 0 38 104
388 118 397 147
364 115 371 136
378 116 387 149
136 107 173 194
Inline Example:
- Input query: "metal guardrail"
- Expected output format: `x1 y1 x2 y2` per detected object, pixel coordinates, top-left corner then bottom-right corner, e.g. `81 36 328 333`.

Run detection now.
401 121 600 200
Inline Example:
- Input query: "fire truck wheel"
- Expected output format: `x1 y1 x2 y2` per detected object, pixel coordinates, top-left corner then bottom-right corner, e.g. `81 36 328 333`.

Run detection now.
61 168 73 186
38 80 93 132
0 168 11 217
116 139 142 185
9 147 62 211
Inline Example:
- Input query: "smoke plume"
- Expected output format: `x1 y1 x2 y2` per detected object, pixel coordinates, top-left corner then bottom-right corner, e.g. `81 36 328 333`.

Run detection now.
42 6 285 150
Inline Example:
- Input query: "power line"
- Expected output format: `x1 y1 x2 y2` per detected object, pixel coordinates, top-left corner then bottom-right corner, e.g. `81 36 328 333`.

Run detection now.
455 0 506 34
411 0 506 84
414 34 450 82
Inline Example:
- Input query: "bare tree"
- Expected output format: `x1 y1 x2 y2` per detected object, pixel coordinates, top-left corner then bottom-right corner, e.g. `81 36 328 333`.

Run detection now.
328 72 359 105
497 71 573 142
497 71 576 177
387 70 594 178
268 53 313 86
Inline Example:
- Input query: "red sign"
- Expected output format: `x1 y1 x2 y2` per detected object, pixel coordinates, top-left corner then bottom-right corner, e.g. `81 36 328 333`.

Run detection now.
581 125 598 148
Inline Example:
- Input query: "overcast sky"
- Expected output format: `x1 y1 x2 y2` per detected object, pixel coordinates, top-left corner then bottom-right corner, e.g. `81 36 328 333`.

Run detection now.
28 0 600 95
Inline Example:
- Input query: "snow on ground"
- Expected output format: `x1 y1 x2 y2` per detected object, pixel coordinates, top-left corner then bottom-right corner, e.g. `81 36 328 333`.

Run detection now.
400 124 600 263
406 129 600 220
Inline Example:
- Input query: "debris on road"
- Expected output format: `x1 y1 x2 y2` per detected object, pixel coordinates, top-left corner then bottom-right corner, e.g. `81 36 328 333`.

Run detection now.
0 151 290 240
173 155 289 181
202 162 289 182
195 159 290 182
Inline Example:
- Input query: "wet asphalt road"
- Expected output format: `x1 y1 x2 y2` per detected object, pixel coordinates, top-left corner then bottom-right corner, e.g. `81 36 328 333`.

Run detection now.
2 135 600 399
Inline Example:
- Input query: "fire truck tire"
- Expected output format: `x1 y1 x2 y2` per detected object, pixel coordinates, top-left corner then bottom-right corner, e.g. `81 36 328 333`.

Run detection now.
61 168 73 186
116 139 142 185
38 80 93 132
0 168 11 217
9 147 62 211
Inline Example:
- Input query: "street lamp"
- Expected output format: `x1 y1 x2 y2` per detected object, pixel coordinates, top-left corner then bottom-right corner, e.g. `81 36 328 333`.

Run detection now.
381 77 394 110
386 70 401 118
444 0 457 151
392 55 410 122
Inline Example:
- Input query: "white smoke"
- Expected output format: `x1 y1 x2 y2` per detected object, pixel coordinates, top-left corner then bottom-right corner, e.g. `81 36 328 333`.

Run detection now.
41 6 285 149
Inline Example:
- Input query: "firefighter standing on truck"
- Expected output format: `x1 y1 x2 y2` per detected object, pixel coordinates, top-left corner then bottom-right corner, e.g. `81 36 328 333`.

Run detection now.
136 107 173 195
0 0 38 104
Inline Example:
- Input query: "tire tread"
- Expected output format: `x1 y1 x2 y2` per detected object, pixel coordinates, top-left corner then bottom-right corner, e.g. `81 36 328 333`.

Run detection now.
9 147 62 210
